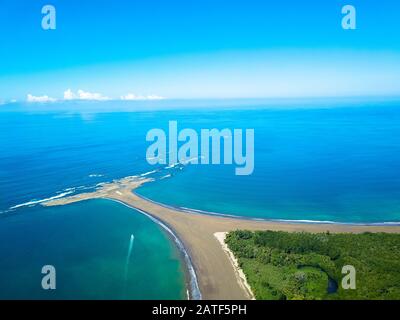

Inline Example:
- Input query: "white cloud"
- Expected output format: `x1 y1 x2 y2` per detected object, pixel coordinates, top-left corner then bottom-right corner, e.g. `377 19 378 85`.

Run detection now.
25 90 162 104
120 93 165 101
62 89 110 101
63 89 76 100
27 94 56 103
77 89 110 101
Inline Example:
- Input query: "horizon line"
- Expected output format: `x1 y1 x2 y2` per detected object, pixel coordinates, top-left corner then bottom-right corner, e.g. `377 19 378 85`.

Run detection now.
2 94 400 106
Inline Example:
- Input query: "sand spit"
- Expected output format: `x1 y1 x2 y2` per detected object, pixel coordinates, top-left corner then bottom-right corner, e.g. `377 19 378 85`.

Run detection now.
43 177 400 299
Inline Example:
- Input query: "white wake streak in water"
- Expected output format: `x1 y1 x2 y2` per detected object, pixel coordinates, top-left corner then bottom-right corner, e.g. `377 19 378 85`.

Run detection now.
124 234 135 281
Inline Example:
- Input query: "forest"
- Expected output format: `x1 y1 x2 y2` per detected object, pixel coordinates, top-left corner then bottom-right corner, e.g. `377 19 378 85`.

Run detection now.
225 230 400 300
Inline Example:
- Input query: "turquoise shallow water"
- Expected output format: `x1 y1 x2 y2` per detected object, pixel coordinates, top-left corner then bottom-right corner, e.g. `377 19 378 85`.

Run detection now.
0 199 186 299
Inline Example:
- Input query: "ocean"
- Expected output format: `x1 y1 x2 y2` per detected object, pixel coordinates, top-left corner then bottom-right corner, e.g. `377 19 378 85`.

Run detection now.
1 98 400 298
0 199 186 299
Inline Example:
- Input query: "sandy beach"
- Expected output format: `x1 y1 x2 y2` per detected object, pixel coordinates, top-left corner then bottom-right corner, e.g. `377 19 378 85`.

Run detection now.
43 176 400 300
214 232 255 300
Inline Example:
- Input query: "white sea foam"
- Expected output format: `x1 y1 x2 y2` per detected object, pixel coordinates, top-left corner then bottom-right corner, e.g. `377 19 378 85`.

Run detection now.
180 206 240 218
178 206 400 226
62 185 90 193
89 174 104 178
181 156 201 165
165 162 179 169
62 187 76 192
272 219 400 226
139 170 157 177
9 191 74 210
123 175 139 179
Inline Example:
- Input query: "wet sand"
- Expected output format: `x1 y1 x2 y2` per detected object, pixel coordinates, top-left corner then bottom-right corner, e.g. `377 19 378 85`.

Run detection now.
43 176 400 300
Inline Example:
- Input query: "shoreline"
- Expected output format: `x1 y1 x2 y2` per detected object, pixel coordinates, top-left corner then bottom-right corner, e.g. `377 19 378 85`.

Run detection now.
214 232 255 300
9 182 400 226
105 198 202 300
133 191 400 227
41 176 400 299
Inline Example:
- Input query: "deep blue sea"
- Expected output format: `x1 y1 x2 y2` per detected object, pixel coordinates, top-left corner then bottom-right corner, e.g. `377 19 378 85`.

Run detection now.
1 98 400 298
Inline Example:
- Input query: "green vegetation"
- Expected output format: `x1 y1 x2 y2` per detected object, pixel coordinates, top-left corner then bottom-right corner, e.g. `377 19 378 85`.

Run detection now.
225 230 400 300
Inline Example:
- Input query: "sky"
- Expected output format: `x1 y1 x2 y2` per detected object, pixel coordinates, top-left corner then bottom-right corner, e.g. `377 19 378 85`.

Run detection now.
1 0 400 103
